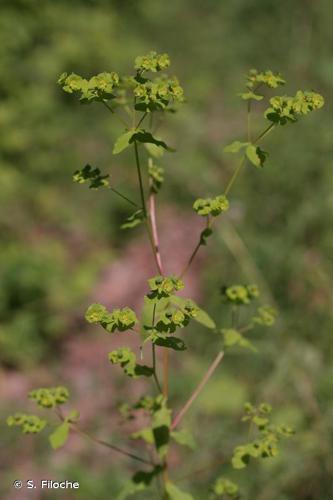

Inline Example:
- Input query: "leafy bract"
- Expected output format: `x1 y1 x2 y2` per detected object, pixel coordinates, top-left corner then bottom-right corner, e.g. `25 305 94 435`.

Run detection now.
113 130 136 154
171 428 196 449
113 129 174 155
108 347 153 378
221 329 256 352
246 144 267 168
85 304 137 333
49 422 70 450
223 141 249 153
73 164 109 189
131 396 171 459
170 295 216 330
116 466 163 500
121 209 144 229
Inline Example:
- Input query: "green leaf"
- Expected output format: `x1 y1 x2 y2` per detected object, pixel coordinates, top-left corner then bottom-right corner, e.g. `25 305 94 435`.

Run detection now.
154 336 186 350
73 164 109 189
170 296 216 329
49 422 70 450
246 144 267 168
131 427 154 444
238 91 263 101
121 209 144 229
113 130 136 154
66 409 80 423
165 482 193 500
144 142 165 158
199 227 213 246
140 295 169 334
223 141 249 153
116 466 163 500
109 347 153 378
171 428 196 449
133 130 175 152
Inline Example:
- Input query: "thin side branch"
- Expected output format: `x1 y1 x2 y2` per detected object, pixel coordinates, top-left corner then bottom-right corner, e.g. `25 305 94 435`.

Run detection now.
54 409 152 465
171 351 225 430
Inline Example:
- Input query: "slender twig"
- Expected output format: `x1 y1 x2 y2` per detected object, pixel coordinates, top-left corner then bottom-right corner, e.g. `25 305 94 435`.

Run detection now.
54 409 152 465
134 141 148 218
224 155 246 196
179 216 211 278
102 101 129 128
171 351 225 430
137 112 148 129
253 123 275 144
72 425 153 465
247 100 251 142
110 187 139 208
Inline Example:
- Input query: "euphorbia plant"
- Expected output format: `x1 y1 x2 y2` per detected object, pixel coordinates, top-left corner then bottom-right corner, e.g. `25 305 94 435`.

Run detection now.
8 52 324 499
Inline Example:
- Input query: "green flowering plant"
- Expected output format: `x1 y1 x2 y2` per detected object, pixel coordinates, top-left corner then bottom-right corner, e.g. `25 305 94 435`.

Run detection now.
7 55 324 498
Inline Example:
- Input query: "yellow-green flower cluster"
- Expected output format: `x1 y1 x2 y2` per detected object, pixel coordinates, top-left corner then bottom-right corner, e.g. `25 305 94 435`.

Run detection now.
193 195 229 217
7 413 47 434
148 275 184 299
134 51 170 73
221 284 260 305
58 71 119 102
85 304 138 332
266 90 324 125
134 76 184 111
29 386 69 408
246 69 286 89
252 306 277 326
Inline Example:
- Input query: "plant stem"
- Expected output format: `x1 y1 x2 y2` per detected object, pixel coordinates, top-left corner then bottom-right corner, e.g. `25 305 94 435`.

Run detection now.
247 100 251 142
134 141 148 218
102 101 129 128
179 216 211 278
133 141 162 273
152 303 162 393
149 184 164 275
253 123 275 144
137 112 148 129
110 187 139 207
224 155 246 196
72 425 153 465
54 409 152 465
171 351 225 430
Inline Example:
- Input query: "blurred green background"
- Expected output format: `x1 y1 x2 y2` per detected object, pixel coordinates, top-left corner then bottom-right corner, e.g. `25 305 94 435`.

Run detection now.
1 0 332 498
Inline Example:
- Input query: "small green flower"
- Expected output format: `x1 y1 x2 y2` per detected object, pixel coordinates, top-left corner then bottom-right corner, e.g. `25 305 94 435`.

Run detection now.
7 413 47 434
193 195 229 217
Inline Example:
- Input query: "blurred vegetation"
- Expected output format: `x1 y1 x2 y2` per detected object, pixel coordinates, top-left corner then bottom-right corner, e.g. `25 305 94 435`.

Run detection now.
1 0 333 498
